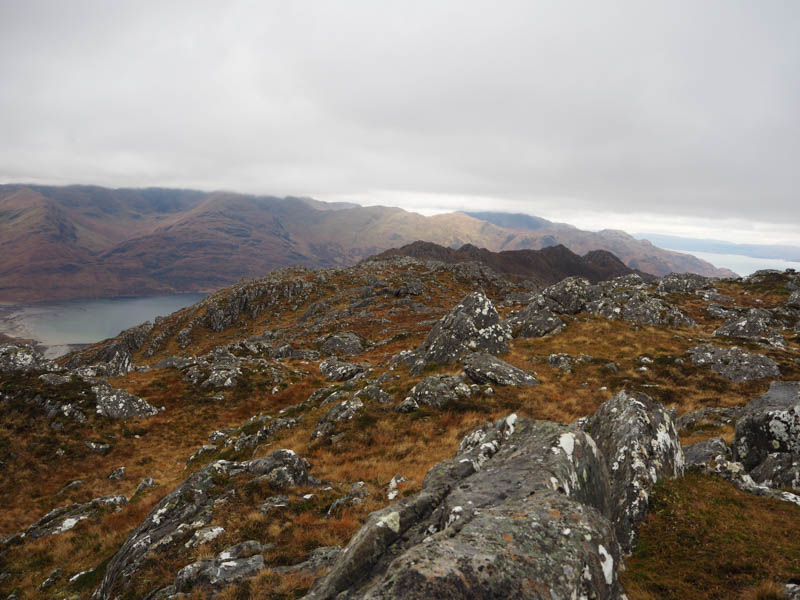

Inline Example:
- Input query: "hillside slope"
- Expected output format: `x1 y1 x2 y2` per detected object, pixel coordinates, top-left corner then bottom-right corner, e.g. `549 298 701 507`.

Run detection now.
0 261 799 598
0 185 733 302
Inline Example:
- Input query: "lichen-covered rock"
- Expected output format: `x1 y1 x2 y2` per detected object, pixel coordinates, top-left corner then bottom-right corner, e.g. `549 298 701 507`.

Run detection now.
63 321 153 374
549 353 576 372
506 305 565 338
353 385 393 405
684 437 730 468
542 276 593 314
320 332 365 356
687 344 780 382
413 292 511 372
0 344 59 372
93 450 310 599
462 353 539 386
585 277 696 328
304 414 622 600
320 358 365 382
676 406 742 431
8 495 128 543
91 381 160 419
306 391 682 600
582 390 684 552
656 272 711 295
732 382 800 488
402 375 472 410
173 541 266 593
713 308 785 347
275 546 343 576
788 290 800 309
311 398 364 441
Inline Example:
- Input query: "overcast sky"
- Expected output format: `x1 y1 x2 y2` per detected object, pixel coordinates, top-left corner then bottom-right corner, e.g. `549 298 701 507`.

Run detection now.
1 1 798 245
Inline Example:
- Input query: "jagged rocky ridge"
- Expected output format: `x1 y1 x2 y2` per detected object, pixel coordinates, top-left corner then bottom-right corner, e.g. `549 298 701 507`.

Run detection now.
1 261 800 598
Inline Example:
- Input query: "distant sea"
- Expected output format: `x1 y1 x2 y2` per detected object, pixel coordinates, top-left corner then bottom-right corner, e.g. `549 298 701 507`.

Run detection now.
665 249 800 278
0 293 206 358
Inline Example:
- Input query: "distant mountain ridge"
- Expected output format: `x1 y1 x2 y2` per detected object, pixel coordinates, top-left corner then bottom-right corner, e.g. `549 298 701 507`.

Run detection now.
371 241 656 286
0 184 734 303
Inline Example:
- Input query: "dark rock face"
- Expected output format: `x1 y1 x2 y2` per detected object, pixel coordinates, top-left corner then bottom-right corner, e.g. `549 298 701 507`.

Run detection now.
320 358 365 382
93 450 310 599
582 391 684 553
656 272 711 295
305 391 682 600
687 344 780 383
311 397 364 442
413 292 511 372
713 308 785 347
542 276 592 314
320 332 365 356
63 321 153 376
0 344 59 373
733 382 799 480
401 375 472 410
462 353 539 386
684 437 730 468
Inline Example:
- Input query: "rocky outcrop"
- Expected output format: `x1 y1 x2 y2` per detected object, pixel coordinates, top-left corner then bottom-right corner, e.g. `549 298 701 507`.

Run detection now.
319 332 365 356
412 292 511 373
398 375 472 412
320 358 365 382
0 343 59 373
63 321 153 376
713 308 785 347
687 345 780 383
684 437 730 468
505 305 565 338
93 449 310 599
656 272 711 295
732 381 799 490
462 353 539 386
172 541 266 594
304 391 682 599
2 495 127 546
311 397 365 442
581 390 684 552
90 380 160 419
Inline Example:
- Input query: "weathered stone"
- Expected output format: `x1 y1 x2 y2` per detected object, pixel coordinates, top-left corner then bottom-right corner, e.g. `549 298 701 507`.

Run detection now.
320 332 365 357
39 568 63 590
185 525 225 548
506 305 565 338
174 552 265 593
542 276 592 313
462 353 539 386
91 381 160 419
413 292 511 372
788 290 800 309
549 353 575 372
684 437 730 468
732 381 800 480
20 495 128 540
275 546 342 576
186 445 217 467
259 495 290 514
656 272 711 295
676 406 742 431
306 391 682 600
311 398 364 442
354 385 393 405
94 450 310 599
582 390 684 552
108 466 126 480
402 375 472 410
0 344 59 372
713 308 785 347
687 344 780 383
320 358 365 382
135 477 157 495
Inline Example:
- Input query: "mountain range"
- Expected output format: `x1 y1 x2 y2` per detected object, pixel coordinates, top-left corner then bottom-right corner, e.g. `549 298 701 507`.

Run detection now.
0 184 735 303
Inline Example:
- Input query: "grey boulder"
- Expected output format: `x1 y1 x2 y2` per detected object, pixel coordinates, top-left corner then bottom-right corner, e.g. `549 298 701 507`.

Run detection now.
687 344 780 383
463 353 539 386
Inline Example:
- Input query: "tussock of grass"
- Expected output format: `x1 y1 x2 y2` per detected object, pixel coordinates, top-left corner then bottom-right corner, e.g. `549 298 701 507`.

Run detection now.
624 472 800 600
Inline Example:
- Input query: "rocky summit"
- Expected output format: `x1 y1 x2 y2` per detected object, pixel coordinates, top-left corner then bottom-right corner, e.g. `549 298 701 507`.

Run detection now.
1 260 799 599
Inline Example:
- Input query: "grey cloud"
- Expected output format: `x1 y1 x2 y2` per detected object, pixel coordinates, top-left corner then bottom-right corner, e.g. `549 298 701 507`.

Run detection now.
0 0 798 238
